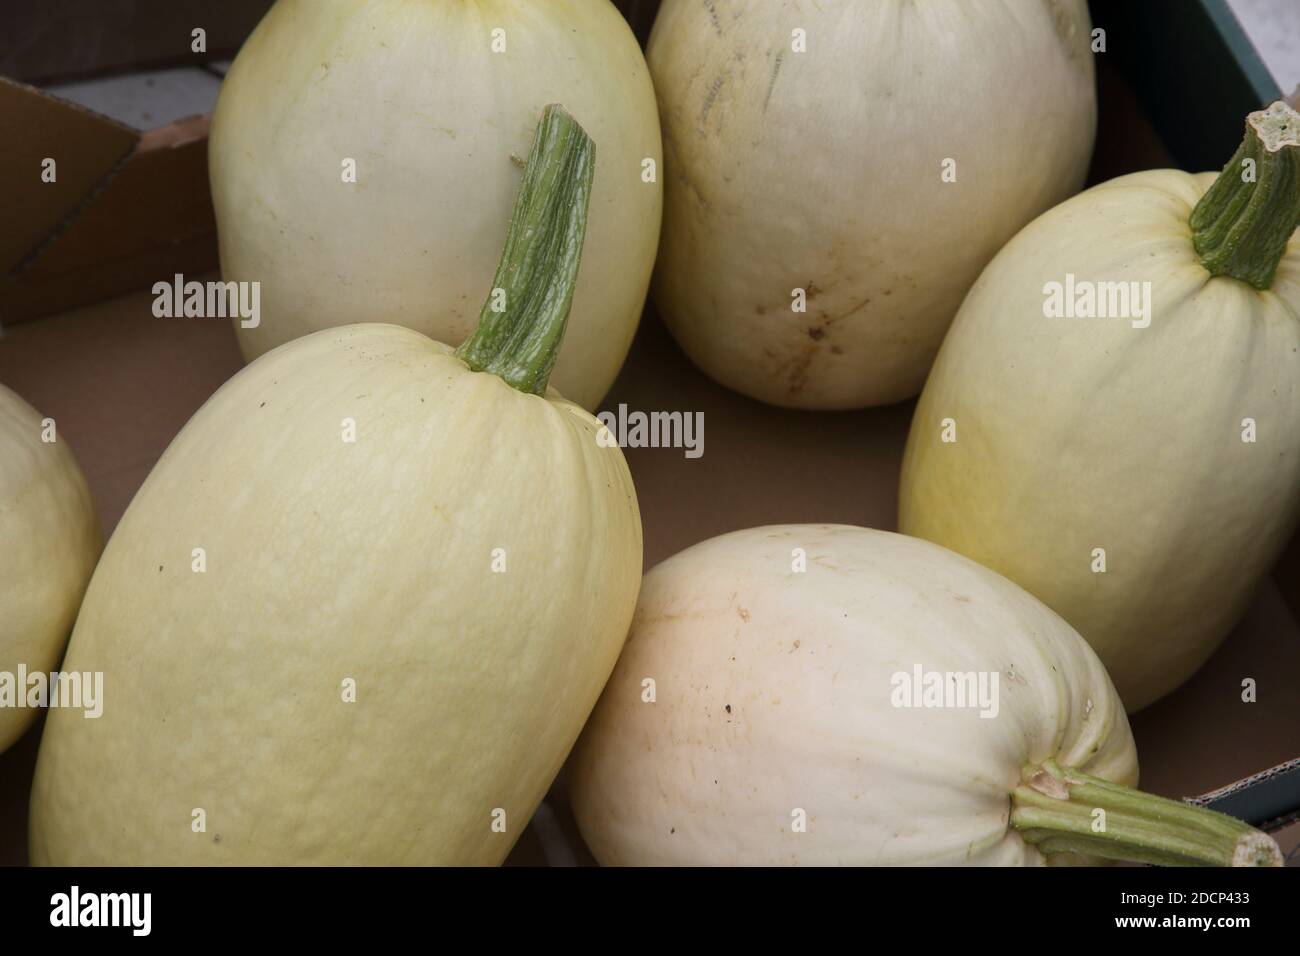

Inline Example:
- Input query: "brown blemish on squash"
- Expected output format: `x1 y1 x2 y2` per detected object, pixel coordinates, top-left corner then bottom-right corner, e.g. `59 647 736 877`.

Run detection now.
1045 0 1090 69
700 73 727 126
784 345 816 395
807 326 825 341
763 50 785 112
661 124 710 212
737 606 750 623
703 0 723 35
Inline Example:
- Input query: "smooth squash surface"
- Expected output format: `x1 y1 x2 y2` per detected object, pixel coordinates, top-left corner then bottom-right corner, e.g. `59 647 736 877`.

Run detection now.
568 526 1280 867
900 103 1300 710
32 107 642 865
0 385 100 754
210 0 662 410
647 0 1096 408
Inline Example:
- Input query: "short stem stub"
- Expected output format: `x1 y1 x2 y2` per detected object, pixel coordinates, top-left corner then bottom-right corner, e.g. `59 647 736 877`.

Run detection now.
455 104 595 395
1190 99 1300 290
1010 760 1282 867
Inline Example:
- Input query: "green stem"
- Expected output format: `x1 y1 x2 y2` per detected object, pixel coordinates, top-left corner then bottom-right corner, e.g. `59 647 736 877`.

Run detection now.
1190 100 1300 290
1011 761 1282 867
455 104 595 394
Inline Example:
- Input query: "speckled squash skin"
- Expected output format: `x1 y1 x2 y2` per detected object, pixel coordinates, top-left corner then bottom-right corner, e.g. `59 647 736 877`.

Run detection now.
900 171 1300 712
568 525 1135 866
210 0 662 411
0 385 100 755
646 0 1096 409
30 324 642 865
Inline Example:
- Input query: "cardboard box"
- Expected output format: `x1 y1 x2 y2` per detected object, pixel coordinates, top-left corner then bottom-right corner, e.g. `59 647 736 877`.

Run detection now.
0 0 1296 868
0 1 273 326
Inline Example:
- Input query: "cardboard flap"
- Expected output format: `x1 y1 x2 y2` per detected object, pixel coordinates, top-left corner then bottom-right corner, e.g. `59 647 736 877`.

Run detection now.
17 113 212 285
0 76 138 275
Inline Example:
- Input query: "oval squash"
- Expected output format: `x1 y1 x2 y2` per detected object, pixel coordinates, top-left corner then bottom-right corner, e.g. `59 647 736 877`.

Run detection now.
209 0 662 411
567 525 1281 866
899 102 1300 710
31 107 642 865
647 0 1096 408
0 385 100 755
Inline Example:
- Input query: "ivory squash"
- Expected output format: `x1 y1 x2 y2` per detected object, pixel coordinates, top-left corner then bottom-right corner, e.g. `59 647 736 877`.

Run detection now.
209 0 662 411
567 526 1282 866
0 385 100 754
899 102 1300 711
647 0 1096 409
31 108 642 865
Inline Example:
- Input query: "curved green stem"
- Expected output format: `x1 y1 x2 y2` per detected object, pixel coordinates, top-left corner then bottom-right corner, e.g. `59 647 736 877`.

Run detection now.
455 104 595 395
1011 761 1282 867
1190 100 1300 290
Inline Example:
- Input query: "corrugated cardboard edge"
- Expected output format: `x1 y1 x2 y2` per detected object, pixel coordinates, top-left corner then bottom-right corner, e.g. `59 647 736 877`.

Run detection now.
1187 758 1300 833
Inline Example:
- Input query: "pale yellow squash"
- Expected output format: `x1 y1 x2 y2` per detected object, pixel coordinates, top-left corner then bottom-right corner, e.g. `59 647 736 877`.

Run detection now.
31 108 642 865
210 0 662 410
0 385 100 754
900 102 1300 711
647 0 1096 408
568 525 1281 867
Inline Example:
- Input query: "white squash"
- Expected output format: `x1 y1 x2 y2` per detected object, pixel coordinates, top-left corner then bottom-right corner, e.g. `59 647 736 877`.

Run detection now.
900 101 1300 711
646 0 1096 409
209 0 662 411
31 108 642 865
0 385 100 754
568 525 1281 866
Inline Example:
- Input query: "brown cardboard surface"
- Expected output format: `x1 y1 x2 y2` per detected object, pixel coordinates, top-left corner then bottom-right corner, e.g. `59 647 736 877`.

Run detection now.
0 276 241 540
0 77 138 274
0 86 218 325
0 289 1296 866
2 0 241 327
